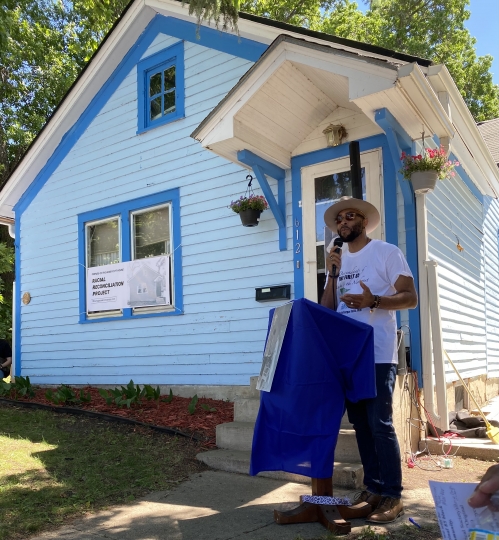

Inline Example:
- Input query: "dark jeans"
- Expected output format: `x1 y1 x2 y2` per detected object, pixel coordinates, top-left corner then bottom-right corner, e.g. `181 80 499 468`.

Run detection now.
345 363 402 499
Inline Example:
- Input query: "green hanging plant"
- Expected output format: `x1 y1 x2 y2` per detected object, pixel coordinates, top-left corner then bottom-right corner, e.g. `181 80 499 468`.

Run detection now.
183 0 240 34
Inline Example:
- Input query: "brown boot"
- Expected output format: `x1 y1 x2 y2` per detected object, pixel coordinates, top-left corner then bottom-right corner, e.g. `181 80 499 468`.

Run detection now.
338 490 382 519
366 497 404 523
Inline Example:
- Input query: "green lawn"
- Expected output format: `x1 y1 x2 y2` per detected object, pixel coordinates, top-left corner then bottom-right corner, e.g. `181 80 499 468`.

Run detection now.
0 405 205 540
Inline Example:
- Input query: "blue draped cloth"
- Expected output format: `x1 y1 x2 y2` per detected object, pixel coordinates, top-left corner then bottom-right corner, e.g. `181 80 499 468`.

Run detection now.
250 298 376 479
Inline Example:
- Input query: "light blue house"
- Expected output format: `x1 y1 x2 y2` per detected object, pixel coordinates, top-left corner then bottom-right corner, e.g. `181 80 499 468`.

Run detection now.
1 0 499 432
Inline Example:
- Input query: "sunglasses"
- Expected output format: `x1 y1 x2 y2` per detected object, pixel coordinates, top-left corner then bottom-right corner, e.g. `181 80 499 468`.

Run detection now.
335 212 364 224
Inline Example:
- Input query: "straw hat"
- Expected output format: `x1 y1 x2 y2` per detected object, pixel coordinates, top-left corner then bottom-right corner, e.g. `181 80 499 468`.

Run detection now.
324 196 380 234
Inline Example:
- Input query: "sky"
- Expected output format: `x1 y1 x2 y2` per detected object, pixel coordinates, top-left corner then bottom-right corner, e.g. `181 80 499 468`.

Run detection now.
465 0 498 85
357 0 499 85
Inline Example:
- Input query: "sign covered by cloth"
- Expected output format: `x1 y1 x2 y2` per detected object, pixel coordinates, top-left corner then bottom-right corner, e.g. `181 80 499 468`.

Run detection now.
250 298 376 479
86 256 170 312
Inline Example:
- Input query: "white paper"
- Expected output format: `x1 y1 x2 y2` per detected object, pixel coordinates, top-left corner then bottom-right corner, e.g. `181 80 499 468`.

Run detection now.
256 302 293 392
87 262 128 312
429 481 481 540
127 256 170 308
86 256 170 312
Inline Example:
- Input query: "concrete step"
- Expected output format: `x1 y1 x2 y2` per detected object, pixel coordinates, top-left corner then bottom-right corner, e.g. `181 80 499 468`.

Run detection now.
249 376 259 399
216 421 255 452
196 449 364 489
422 437 499 460
216 421 361 462
234 398 260 423
233 392 353 428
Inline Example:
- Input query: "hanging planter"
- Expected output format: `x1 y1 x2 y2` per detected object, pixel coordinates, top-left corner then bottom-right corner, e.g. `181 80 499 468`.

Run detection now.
229 175 269 227
238 208 262 227
400 142 459 195
410 170 439 194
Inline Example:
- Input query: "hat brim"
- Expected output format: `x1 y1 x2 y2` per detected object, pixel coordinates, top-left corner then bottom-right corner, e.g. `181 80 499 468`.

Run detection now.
324 198 380 234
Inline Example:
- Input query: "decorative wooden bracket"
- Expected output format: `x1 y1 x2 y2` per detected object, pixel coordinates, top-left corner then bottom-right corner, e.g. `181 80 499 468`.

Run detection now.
237 150 287 251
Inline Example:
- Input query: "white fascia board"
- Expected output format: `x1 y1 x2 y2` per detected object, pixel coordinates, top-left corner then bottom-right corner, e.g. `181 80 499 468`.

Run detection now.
427 65 499 197
146 0 403 68
0 0 153 219
195 40 397 146
397 63 454 140
237 19 409 68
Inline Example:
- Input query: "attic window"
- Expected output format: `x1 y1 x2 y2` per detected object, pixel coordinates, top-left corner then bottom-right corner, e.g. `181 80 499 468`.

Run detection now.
149 66 176 122
137 41 185 133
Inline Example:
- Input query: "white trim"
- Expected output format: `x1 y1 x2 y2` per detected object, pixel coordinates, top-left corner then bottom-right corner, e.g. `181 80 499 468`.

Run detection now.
427 64 499 198
195 41 398 146
0 2 155 219
85 215 123 319
130 201 173 315
396 63 455 140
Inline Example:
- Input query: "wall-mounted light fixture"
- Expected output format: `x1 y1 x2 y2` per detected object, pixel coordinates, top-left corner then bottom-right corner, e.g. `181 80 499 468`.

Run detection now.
322 124 348 147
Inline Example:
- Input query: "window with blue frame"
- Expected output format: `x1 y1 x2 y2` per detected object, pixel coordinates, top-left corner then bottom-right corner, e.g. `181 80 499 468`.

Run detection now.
78 189 183 323
137 41 185 133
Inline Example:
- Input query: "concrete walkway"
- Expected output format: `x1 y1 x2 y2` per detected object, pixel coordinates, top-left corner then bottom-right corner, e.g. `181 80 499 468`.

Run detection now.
31 470 441 540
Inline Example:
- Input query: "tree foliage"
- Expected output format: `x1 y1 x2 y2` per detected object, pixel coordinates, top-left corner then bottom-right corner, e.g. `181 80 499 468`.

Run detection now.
315 0 499 121
0 239 14 341
0 0 497 195
0 0 129 189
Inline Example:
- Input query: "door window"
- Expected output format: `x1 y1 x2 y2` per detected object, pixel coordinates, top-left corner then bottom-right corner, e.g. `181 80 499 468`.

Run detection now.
301 150 383 303
314 169 366 303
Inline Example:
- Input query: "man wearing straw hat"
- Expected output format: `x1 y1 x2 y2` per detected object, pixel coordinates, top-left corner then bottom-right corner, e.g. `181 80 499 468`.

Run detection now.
321 196 418 524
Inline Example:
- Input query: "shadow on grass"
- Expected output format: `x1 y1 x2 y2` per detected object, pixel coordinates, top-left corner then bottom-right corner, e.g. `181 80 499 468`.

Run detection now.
0 405 205 540
0 406 442 540
10 470 441 540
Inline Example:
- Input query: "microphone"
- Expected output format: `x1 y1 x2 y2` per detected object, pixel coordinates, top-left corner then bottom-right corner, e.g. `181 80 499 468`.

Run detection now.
331 237 343 277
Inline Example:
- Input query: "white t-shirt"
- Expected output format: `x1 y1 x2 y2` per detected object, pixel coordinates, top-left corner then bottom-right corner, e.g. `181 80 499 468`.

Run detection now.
334 239 413 364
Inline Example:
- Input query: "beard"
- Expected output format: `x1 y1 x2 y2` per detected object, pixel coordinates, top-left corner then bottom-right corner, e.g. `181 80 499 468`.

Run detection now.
338 222 364 243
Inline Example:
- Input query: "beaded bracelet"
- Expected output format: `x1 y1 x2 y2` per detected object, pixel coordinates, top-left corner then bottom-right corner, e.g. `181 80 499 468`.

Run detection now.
370 295 381 312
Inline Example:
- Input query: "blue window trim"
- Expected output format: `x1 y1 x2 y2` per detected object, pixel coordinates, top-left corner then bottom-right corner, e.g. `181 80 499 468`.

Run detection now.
12 14 266 373
77 188 183 323
137 41 185 134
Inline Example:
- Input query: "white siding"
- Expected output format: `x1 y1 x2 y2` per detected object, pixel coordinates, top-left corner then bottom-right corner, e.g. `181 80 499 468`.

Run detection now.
483 197 499 377
20 33 294 385
426 172 486 382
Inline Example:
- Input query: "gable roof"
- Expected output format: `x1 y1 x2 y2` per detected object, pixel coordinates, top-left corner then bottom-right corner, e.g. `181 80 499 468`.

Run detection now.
3 0 498 220
238 11 432 67
0 1 433 219
477 118 499 167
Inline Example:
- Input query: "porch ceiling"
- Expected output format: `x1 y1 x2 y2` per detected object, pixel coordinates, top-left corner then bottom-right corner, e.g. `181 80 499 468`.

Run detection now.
192 35 399 170
233 61 350 154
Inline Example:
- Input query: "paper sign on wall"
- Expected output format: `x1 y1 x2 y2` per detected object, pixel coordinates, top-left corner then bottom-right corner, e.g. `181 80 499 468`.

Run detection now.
86 256 170 313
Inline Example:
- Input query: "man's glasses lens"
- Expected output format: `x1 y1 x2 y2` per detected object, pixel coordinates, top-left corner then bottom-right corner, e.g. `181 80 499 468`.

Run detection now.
336 212 359 224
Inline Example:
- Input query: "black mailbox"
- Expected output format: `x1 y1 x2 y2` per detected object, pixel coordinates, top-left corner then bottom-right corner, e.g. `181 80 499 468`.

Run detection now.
255 284 291 302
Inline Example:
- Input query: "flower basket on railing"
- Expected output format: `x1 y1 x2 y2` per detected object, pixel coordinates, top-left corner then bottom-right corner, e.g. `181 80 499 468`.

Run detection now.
229 175 269 227
400 146 459 194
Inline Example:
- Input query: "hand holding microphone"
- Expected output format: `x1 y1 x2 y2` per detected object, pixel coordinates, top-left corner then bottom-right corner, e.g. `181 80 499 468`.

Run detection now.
327 237 343 278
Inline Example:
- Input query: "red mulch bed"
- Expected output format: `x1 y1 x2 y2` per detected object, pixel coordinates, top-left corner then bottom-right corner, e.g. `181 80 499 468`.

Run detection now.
8 387 234 448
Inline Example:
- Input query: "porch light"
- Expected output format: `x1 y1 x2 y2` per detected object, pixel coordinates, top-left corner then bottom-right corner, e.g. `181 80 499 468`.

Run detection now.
322 124 347 147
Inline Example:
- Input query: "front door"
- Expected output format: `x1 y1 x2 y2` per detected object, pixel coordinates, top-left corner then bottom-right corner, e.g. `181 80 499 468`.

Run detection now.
301 149 384 303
